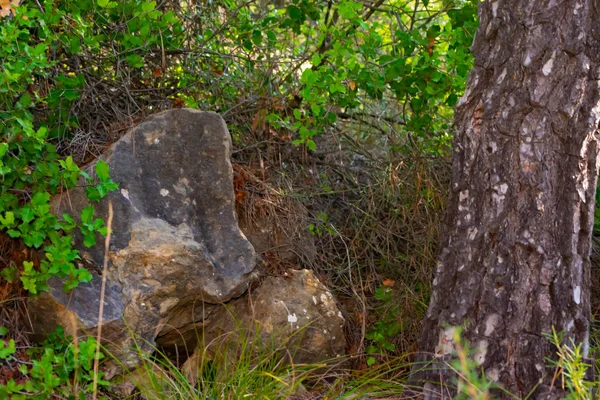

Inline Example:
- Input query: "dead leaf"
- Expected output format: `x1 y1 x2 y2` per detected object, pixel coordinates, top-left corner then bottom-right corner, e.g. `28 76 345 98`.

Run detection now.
348 80 356 91
427 37 435 56
152 67 163 78
251 109 266 132
235 189 247 204
171 98 184 108
0 0 20 18
382 278 396 287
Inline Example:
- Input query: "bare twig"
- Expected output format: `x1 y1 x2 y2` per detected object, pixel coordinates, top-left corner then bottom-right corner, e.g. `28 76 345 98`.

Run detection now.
92 201 113 400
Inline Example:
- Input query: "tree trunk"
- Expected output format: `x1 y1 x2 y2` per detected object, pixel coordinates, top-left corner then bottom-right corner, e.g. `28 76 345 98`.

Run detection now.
414 0 600 398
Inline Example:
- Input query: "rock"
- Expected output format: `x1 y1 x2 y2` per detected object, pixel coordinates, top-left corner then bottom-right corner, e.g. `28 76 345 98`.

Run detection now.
28 109 256 366
182 269 346 385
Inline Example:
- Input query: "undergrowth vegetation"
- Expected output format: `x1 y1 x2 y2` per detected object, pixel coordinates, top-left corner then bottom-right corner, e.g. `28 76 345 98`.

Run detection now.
4 0 596 398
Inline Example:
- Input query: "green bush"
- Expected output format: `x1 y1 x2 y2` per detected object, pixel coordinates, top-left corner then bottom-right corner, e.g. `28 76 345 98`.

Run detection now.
0 326 107 399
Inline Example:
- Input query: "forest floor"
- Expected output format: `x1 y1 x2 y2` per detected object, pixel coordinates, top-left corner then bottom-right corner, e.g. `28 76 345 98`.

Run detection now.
0 114 450 398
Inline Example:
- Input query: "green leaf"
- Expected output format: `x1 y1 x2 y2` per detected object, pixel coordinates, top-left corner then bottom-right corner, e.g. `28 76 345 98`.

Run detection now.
23 261 34 275
0 339 16 358
446 93 458 107
299 126 310 139
83 232 96 248
311 54 322 66
21 277 37 294
95 160 110 182
367 356 376 367
20 208 34 224
0 212 15 227
25 231 46 248
97 0 109 8
0 143 8 159
0 327 8 336
60 156 79 172
31 192 50 207
80 170 92 182
251 30 262 46
86 186 101 201
81 206 94 224
287 5 303 20
35 127 48 139
93 218 105 230
306 139 317 151
126 54 144 68
7 230 21 238
61 213 76 232
77 268 93 283
310 104 322 117
1 266 18 283
141 1 156 12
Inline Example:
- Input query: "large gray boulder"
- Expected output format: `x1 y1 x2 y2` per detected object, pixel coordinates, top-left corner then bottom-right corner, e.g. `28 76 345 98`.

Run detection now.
28 109 256 368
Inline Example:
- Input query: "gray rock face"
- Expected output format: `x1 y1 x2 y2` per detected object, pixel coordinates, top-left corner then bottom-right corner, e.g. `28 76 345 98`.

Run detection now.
182 269 347 385
28 109 256 365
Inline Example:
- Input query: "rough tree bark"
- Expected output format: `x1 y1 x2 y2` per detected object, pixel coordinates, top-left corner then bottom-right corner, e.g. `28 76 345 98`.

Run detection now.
414 0 600 398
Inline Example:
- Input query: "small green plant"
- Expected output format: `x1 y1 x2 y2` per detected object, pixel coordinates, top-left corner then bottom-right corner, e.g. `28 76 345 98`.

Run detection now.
365 285 402 367
450 327 495 400
545 327 594 400
0 326 16 361
325 357 410 398
0 326 109 399
308 212 336 237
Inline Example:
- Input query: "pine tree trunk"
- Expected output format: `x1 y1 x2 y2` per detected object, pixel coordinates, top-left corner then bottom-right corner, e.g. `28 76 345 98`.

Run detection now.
414 0 600 398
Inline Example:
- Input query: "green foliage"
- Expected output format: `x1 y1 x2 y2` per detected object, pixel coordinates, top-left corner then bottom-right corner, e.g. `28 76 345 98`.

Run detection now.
0 2 131 293
449 327 496 400
308 212 336 237
365 285 402 366
284 0 478 154
0 326 108 399
0 328 16 360
545 327 595 399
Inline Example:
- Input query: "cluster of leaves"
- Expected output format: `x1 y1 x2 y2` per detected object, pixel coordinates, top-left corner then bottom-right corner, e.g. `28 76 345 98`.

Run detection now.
545 328 594 399
283 0 478 153
365 283 403 366
181 0 478 154
0 326 107 399
308 212 336 236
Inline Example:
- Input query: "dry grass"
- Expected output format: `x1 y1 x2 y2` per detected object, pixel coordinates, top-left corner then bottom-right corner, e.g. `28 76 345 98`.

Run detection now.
0 235 34 387
231 117 451 363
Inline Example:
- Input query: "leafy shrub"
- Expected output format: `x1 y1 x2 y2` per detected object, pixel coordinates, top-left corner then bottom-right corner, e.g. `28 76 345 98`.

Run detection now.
0 326 107 399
